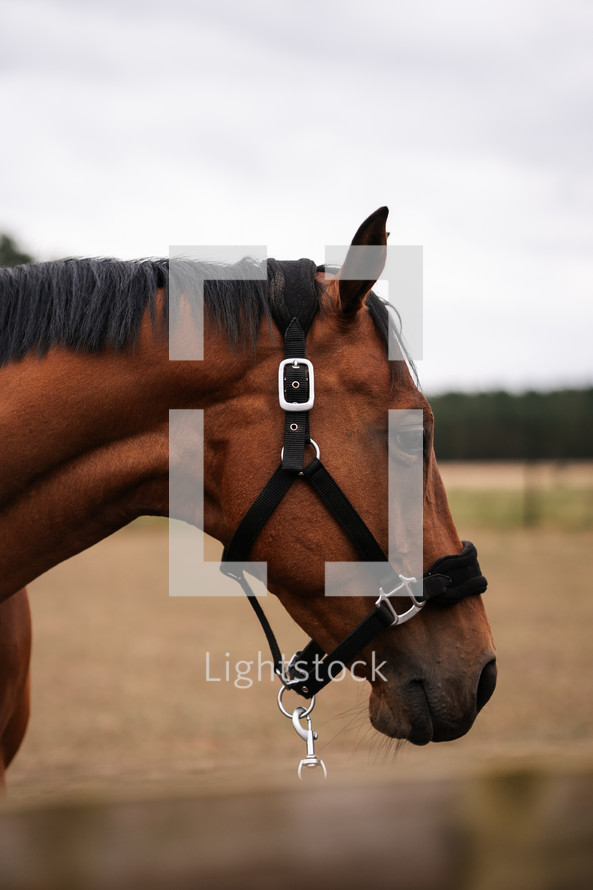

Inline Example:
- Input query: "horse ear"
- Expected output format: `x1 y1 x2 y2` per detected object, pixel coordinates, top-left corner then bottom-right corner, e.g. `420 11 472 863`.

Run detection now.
338 206 389 317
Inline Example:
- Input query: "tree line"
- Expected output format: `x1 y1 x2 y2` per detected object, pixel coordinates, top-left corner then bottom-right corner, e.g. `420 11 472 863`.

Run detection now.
429 389 593 461
0 233 34 267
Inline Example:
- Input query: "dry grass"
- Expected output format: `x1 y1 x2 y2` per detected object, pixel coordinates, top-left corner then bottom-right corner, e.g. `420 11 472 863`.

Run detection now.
440 460 593 529
6 499 593 805
439 460 593 491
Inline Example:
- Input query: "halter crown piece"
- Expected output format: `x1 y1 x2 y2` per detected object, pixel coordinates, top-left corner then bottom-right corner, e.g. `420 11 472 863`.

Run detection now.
220 259 487 776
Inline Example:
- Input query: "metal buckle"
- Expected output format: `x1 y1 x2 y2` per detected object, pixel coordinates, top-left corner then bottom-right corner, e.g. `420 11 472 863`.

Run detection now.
278 358 315 412
375 575 425 626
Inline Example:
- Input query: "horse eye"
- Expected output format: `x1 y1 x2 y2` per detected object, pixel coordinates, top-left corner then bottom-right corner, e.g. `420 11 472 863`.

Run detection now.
396 428 425 455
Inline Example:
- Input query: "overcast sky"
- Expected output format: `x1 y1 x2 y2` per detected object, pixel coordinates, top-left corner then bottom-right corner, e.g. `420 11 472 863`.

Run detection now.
1 0 591 393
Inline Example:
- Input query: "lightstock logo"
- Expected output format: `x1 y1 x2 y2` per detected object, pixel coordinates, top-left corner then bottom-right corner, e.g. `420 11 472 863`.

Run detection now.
204 650 390 690
167 241 424 611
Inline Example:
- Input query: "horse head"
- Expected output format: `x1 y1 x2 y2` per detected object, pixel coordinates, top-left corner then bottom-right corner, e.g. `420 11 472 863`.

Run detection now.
202 208 496 745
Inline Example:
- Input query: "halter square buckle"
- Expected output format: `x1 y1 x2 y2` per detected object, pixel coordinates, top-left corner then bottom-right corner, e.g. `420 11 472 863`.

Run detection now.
375 576 424 626
278 358 315 412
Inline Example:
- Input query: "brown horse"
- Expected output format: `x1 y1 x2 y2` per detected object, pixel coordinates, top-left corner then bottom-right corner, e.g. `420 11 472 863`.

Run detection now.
0 208 496 789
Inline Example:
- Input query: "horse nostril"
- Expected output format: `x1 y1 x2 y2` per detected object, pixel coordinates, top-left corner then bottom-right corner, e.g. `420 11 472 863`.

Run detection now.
476 658 497 712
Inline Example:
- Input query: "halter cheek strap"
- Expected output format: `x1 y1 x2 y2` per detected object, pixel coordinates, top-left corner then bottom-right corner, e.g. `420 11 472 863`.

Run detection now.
220 258 488 699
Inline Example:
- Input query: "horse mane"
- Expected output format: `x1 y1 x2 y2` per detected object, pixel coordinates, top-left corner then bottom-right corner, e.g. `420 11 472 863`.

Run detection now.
0 257 408 373
0 257 272 366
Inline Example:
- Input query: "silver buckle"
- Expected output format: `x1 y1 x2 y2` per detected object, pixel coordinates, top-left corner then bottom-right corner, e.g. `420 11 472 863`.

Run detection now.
375 575 425 626
278 359 315 412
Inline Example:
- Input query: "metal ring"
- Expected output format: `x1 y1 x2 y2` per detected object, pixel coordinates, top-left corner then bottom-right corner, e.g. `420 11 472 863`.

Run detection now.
280 438 320 462
277 685 316 719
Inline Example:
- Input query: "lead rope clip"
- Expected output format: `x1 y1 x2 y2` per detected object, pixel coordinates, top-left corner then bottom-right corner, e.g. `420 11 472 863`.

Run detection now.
277 687 327 780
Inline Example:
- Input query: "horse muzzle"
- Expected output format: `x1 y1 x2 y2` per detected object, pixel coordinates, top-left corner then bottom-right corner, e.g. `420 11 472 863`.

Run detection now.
369 655 497 745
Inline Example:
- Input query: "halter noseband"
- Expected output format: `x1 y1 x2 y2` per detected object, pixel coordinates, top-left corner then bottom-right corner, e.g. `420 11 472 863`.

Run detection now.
220 259 487 700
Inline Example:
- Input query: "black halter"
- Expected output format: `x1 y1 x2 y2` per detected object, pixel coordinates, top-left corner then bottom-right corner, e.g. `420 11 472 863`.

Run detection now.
220 259 487 699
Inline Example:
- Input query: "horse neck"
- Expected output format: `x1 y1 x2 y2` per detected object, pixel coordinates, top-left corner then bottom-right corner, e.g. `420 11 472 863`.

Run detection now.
0 311 253 600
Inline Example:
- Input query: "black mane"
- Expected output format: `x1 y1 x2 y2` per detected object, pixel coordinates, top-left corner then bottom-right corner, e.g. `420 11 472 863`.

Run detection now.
0 256 405 370
0 257 276 366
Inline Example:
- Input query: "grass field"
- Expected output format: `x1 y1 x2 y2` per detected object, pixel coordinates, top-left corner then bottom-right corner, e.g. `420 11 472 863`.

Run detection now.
7 462 593 804
440 460 593 530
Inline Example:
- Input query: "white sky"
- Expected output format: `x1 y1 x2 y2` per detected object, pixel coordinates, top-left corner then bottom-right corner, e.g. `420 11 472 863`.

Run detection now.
1 0 591 393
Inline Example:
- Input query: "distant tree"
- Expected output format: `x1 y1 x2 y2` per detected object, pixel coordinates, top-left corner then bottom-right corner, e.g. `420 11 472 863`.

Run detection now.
430 388 593 460
0 233 34 267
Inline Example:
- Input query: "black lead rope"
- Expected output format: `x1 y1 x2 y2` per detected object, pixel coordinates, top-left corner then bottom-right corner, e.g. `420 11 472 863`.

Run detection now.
220 258 488 699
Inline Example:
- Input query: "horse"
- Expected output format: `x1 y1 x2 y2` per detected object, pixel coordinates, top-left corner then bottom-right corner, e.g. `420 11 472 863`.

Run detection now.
0 207 496 789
